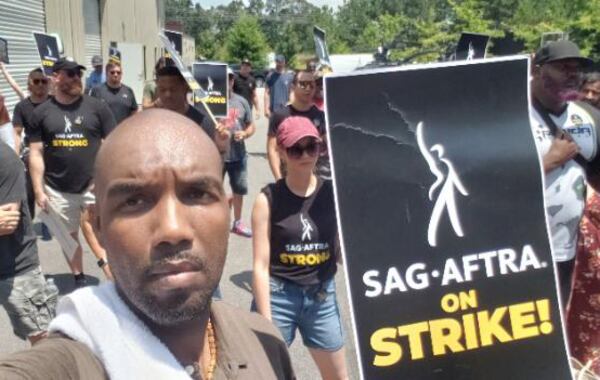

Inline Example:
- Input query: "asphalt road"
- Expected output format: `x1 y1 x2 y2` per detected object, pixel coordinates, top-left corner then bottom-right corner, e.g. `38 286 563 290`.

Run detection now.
0 90 360 379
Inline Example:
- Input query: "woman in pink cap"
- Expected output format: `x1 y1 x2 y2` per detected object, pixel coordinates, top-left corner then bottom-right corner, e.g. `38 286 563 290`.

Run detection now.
252 116 348 379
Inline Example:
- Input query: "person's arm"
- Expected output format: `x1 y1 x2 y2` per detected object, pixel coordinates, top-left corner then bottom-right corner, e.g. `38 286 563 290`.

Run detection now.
542 130 579 173
214 120 231 155
0 62 25 100
129 88 139 115
98 102 117 137
12 125 22 156
234 99 255 142
28 141 48 211
264 86 271 118
0 203 20 236
252 192 272 321
142 82 156 109
267 135 282 180
251 85 260 119
12 103 24 156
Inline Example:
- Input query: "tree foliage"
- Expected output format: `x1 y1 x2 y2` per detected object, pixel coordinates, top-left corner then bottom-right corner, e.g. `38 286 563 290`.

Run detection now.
225 15 269 67
165 0 600 65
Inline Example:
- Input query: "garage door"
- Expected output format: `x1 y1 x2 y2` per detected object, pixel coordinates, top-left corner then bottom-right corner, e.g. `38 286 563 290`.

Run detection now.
0 0 46 115
83 0 102 71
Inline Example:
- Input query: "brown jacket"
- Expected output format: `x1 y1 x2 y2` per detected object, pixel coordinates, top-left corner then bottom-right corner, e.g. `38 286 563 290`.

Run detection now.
0 301 295 380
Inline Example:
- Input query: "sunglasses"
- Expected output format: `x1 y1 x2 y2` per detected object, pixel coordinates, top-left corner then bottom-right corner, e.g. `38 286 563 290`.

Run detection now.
286 141 320 159
63 69 82 78
32 78 49 85
296 81 316 90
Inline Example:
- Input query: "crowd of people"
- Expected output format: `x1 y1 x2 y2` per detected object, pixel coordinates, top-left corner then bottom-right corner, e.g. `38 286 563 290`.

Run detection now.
0 48 343 379
0 38 600 379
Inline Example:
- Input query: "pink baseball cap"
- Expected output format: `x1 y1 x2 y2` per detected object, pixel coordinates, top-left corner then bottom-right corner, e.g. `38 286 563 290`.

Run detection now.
276 116 322 148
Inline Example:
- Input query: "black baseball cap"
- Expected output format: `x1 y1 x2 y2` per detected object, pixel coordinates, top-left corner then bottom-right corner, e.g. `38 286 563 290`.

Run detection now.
534 40 593 67
52 57 86 73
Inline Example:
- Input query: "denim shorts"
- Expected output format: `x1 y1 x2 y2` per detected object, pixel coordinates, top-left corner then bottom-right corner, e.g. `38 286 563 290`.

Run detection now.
267 276 344 352
223 157 248 195
0 267 58 340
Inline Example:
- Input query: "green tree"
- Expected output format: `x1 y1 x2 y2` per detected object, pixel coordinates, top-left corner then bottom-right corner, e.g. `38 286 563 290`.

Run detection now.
225 15 269 67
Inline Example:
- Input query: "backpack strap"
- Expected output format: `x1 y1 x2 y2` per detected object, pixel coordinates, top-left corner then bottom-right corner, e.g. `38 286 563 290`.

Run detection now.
532 98 590 170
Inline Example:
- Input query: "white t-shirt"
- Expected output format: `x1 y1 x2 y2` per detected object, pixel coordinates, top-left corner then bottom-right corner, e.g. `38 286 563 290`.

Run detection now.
0 122 15 151
530 102 598 262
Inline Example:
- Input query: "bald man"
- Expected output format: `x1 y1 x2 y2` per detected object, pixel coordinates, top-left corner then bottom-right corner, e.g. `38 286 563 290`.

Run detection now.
0 109 295 380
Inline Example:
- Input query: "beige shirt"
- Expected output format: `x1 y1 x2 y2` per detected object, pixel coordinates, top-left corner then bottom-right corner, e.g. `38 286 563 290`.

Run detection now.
0 301 295 380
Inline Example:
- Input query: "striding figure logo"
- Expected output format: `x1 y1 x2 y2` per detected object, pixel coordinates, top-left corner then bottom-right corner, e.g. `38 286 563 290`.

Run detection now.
300 213 313 242
64 115 72 133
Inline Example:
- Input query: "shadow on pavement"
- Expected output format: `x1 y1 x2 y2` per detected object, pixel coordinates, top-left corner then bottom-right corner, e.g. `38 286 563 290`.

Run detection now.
229 270 253 294
247 152 267 159
45 273 101 296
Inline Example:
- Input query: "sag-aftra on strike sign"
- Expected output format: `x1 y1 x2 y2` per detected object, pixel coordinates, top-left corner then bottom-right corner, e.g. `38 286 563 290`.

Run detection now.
325 57 570 380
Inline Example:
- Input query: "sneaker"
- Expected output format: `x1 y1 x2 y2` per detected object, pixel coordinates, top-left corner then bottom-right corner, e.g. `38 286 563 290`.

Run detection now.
74 273 88 288
231 220 252 238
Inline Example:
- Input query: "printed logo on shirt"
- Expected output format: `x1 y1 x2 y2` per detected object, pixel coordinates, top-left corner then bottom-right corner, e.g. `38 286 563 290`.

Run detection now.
300 213 314 241
223 107 241 130
52 115 89 148
280 242 331 266
122 94 128 99
64 115 72 133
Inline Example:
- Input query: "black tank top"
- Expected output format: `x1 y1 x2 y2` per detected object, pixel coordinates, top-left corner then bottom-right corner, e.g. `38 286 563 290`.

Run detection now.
262 178 338 286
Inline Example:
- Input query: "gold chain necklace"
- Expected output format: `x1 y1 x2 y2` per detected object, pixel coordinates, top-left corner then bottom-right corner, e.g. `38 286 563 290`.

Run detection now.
183 319 217 380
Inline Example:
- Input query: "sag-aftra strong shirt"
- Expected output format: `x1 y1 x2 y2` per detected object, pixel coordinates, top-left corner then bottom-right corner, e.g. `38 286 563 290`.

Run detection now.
29 96 116 194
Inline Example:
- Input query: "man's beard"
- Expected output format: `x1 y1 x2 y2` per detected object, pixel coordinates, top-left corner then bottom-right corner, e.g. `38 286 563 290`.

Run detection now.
59 82 82 97
68 83 82 96
115 250 223 327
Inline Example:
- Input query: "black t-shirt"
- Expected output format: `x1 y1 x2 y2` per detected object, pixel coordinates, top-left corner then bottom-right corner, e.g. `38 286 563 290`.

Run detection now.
233 73 256 107
0 141 39 279
90 83 137 124
263 178 338 286
12 97 49 147
29 96 117 193
185 104 216 140
268 104 326 136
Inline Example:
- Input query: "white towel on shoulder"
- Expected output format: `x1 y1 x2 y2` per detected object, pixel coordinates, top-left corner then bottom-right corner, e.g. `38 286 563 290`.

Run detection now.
49 282 191 380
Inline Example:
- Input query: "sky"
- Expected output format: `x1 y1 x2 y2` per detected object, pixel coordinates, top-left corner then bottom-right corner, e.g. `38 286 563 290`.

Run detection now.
192 0 345 9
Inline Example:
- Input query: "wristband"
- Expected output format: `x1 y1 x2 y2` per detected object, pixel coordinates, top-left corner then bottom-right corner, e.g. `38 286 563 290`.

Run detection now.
97 258 108 268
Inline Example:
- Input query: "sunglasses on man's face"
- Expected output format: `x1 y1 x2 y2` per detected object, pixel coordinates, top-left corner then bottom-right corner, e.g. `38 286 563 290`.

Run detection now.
63 69 82 78
286 141 320 159
296 81 316 90
32 78 49 85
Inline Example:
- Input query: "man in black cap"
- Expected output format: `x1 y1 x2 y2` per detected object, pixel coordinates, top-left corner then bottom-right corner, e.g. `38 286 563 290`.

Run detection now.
29 57 116 286
530 40 600 306
233 58 259 119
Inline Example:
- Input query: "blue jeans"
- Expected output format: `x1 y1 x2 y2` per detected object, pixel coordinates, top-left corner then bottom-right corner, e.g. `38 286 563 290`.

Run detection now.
223 157 248 195
264 276 344 351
